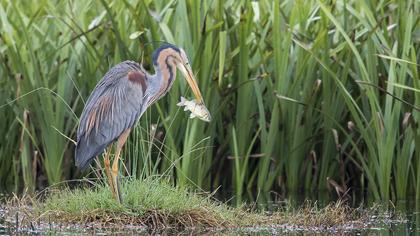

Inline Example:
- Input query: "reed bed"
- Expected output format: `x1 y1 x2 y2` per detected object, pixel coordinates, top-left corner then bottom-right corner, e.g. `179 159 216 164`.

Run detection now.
0 0 419 202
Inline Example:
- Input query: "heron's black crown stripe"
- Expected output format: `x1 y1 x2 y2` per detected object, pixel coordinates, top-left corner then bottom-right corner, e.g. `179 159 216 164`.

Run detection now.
152 44 180 66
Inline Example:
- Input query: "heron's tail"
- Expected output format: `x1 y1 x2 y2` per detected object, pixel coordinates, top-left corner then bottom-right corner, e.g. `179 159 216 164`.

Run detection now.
75 138 107 171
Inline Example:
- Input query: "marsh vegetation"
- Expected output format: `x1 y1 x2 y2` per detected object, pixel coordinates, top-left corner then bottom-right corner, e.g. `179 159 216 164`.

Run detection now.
0 0 419 233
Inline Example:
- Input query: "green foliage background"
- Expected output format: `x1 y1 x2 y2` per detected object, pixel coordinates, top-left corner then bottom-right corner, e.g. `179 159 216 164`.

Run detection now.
0 0 419 202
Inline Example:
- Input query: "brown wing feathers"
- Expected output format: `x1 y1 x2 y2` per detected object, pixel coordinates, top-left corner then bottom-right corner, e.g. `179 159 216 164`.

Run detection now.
127 70 147 94
84 95 114 136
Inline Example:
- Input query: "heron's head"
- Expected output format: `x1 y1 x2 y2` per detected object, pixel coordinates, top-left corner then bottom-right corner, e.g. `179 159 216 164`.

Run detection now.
153 44 204 103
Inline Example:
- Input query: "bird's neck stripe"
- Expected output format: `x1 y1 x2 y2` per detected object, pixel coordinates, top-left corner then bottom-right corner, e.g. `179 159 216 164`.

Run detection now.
148 53 177 105
164 56 175 92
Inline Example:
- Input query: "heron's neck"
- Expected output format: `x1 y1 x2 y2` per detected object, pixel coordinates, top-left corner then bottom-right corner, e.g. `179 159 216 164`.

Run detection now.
148 60 177 104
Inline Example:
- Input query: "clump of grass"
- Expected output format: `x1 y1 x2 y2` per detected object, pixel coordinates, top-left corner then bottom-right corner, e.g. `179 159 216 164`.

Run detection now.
2 179 377 233
36 178 235 230
275 202 364 227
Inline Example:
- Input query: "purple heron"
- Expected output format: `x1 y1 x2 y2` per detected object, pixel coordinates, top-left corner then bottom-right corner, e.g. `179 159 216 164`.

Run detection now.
75 44 209 203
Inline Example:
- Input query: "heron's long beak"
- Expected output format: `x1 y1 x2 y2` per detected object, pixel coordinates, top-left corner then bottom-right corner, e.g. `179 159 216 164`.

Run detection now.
178 63 203 103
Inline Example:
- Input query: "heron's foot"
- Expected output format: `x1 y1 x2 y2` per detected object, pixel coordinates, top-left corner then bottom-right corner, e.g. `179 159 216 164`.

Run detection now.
111 169 123 204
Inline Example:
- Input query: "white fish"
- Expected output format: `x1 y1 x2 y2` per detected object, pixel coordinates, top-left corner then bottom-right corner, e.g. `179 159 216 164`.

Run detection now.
177 96 211 122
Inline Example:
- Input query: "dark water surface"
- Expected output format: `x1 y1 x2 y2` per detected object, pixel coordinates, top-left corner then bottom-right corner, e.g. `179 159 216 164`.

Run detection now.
0 193 419 235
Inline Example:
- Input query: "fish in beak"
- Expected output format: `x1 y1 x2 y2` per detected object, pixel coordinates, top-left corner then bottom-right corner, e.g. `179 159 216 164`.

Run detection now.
177 63 211 122
177 96 211 122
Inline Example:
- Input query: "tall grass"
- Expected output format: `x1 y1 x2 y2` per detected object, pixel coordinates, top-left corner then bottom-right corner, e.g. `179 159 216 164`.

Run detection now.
0 0 418 202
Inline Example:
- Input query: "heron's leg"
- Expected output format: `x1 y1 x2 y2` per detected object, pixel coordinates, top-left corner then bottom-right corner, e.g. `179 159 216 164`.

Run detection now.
103 145 116 198
111 128 131 203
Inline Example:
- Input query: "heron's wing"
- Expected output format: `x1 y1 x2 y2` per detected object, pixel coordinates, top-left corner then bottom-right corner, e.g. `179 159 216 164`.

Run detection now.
75 61 148 170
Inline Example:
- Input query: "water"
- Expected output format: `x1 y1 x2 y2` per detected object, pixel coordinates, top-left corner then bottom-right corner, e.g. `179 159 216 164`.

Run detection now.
1 219 418 235
0 209 6 236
